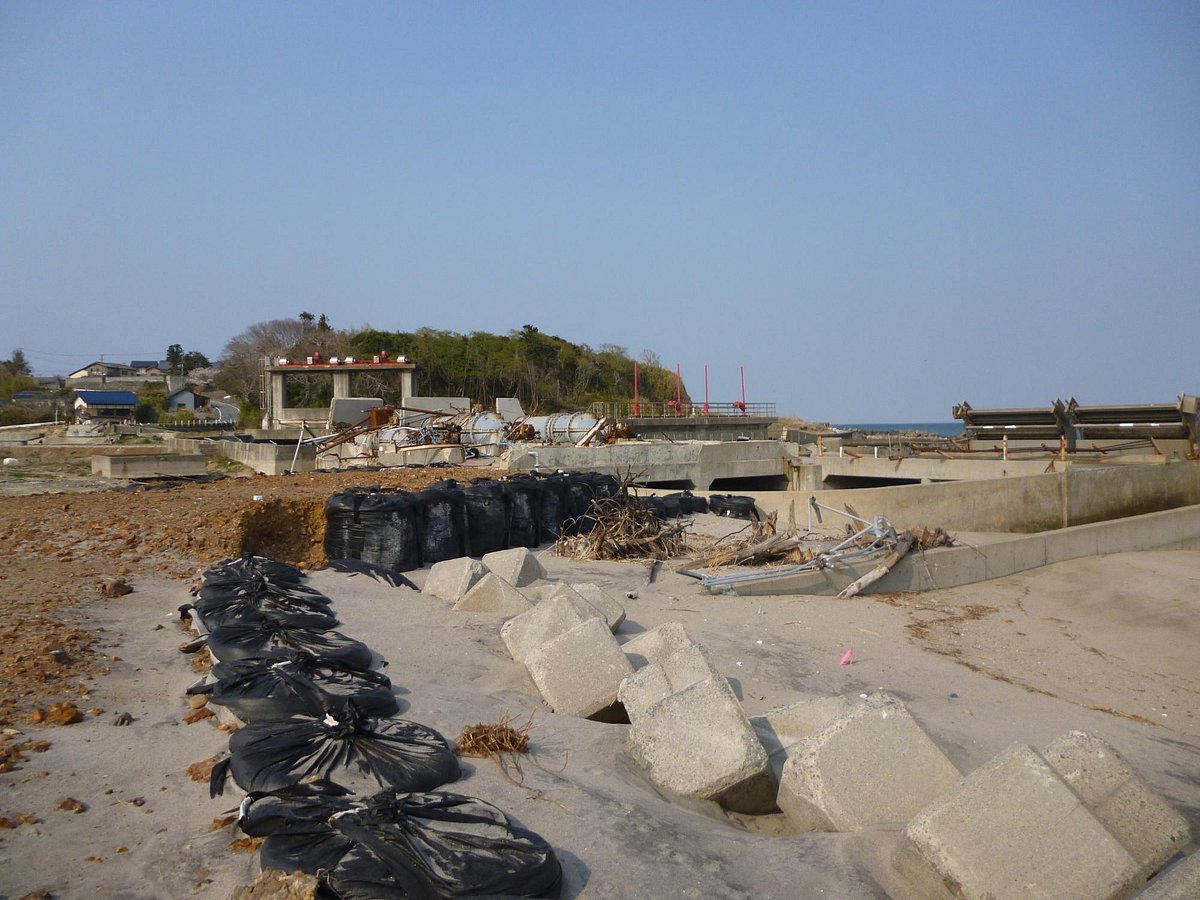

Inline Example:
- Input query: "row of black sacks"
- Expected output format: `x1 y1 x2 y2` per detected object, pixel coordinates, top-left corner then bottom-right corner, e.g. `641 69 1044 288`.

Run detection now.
325 471 719 574
180 555 562 899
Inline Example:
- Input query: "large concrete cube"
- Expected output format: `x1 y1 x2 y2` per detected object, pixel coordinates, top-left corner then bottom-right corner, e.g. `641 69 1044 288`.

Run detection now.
618 642 721 721
626 675 775 814
902 743 1142 900
777 692 961 832
620 622 693 668
1042 731 1190 880
751 696 854 782
424 557 487 602
567 582 626 631
481 547 546 587
524 617 633 718
500 593 592 663
1136 851 1200 899
452 573 533 616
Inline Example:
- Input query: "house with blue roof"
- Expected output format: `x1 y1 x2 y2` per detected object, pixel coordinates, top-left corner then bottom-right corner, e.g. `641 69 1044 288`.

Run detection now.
73 389 139 422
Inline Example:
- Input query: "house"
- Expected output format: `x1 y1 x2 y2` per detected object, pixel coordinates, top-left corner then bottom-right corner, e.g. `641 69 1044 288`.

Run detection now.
73 390 138 422
166 387 206 410
68 362 137 380
130 360 167 375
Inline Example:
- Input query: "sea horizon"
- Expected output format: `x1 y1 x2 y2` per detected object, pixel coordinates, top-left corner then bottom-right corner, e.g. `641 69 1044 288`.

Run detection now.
834 422 966 438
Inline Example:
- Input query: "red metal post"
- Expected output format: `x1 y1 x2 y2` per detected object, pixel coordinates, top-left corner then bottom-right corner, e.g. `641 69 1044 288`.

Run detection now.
676 364 682 417
740 366 747 416
704 364 709 415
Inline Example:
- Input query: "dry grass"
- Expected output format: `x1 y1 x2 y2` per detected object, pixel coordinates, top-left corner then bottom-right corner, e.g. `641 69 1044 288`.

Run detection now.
455 712 532 758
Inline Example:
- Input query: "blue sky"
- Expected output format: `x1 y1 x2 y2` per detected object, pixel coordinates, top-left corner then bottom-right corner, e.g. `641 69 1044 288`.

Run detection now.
2 2 1197 421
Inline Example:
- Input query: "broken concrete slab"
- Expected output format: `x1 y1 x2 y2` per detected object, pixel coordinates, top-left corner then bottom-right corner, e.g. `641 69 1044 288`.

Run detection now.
451 573 533 616
567 582 626 631
524 616 633 719
901 742 1142 900
619 622 693 668
626 674 775 814
480 547 546 587
423 557 488 602
1043 731 1190 881
751 696 854 782
617 642 721 721
1136 850 1200 899
777 692 961 833
500 593 593 664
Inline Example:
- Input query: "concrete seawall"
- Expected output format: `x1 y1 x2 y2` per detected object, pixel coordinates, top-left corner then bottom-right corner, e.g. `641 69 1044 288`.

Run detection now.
706 503 1200 596
730 461 1200 533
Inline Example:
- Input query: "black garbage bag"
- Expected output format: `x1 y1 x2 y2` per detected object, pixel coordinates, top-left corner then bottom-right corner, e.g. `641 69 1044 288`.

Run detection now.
203 621 375 670
202 555 307 586
708 494 759 520
357 490 422 574
210 707 460 798
534 473 569 540
323 791 562 899
189 652 399 722
500 475 543 549
188 586 338 631
461 480 509 556
684 492 709 514
657 493 685 519
414 487 469 564
242 786 561 899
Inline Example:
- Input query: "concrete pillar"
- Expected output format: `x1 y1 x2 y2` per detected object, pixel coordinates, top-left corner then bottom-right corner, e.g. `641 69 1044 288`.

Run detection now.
400 370 413 401
332 372 351 398
270 373 286 425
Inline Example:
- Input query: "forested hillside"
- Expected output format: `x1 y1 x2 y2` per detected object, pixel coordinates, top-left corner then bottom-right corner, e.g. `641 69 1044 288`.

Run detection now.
216 317 687 415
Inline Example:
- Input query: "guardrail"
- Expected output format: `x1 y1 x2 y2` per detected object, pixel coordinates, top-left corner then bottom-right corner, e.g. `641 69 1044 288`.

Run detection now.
590 401 776 419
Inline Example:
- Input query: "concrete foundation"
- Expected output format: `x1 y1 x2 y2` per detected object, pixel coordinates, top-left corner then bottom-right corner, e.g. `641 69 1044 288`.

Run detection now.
91 453 207 478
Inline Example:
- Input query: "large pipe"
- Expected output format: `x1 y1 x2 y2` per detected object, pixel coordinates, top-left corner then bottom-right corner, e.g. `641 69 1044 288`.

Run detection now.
524 412 599 443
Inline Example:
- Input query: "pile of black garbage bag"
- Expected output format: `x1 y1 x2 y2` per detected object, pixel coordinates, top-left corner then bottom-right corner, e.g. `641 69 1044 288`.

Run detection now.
325 472 716 574
182 555 561 898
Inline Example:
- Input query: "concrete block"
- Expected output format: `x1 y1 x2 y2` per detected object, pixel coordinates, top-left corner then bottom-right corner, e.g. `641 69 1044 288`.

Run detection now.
567 582 626 631
903 743 1142 900
480 547 546 587
423 557 488 602
750 696 854 782
618 642 721 721
619 622 693 668
451 574 533 616
1043 731 1190 880
524 617 633 718
1136 851 1200 899
778 692 961 832
626 675 775 814
500 593 592 664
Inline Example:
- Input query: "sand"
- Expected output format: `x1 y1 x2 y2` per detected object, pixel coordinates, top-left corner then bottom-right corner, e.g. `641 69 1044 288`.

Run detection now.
1 521 1196 898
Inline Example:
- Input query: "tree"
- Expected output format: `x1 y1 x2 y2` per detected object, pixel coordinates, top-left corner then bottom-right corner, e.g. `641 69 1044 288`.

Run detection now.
166 344 184 374
215 316 340 405
7 348 31 376
181 350 211 372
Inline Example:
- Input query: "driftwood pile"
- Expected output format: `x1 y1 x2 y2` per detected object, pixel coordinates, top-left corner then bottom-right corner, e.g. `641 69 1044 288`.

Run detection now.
555 496 689 561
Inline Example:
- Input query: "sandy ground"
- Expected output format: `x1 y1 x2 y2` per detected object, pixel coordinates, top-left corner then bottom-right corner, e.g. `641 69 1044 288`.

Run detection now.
0 499 1196 899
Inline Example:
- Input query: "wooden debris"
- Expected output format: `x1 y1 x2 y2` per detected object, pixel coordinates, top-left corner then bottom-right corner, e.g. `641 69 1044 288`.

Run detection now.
837 531 916 598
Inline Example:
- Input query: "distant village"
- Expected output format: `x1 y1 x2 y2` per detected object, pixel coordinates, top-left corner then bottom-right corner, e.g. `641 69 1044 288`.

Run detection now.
0 355 228 427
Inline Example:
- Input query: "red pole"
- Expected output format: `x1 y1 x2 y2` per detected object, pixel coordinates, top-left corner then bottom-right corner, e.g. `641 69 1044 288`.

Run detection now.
633 362 639 417
740 366 747 416
675 364 682 417
704 364 709 415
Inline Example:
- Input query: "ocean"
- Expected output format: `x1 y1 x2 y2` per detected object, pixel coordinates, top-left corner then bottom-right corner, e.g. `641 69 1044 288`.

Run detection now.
835 422 966 438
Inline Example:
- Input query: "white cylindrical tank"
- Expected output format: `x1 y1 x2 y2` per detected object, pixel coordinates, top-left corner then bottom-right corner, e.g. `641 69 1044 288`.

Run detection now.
458 411 507 446
525 412 599 443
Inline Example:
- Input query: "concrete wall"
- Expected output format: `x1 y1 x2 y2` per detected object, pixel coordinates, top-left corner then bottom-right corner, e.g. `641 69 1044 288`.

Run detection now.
709 503 1200 596
625 416 774 442
728 461 1200 533
91 453 207 478
166 435 315 475
504 440 790 489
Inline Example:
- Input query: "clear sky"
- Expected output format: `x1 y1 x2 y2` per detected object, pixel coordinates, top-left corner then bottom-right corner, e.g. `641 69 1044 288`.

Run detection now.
3 2 1197 422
